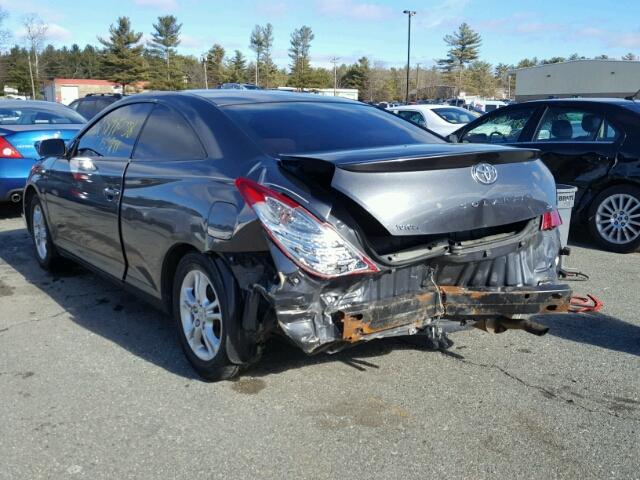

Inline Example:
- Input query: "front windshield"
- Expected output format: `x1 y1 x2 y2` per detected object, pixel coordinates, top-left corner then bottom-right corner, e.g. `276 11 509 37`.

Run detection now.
222 102 444 155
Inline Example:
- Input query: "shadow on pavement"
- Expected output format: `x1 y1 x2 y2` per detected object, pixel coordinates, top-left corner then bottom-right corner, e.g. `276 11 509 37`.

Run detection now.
538 312 640 357
0 226 439 381
0 203 22 219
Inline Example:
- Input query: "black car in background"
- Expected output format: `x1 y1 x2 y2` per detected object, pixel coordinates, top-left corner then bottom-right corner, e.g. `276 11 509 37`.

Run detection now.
452 99 640 253
68 93 123 120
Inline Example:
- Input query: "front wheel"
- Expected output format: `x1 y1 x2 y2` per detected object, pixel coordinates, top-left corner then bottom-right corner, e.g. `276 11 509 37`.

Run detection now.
588 185 640 253
172 253 240 381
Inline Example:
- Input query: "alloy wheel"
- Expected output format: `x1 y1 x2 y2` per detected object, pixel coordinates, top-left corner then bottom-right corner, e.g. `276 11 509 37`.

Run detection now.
179 269 223 361
32 204 48 260
595 193 640 245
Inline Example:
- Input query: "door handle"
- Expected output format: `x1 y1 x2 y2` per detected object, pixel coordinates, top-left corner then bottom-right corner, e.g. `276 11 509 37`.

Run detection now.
103 187 120 201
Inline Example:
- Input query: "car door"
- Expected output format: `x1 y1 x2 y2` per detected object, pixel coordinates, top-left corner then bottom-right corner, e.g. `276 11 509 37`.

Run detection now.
45 102 153 279
120 103 209 297
516 104 620 206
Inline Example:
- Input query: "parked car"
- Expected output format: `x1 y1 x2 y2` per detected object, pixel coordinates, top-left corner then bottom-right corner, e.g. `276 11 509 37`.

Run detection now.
220 83 261 90
0 100 85 204
26 90 571 380
451 98 640 253
68 93 123 120
389 104 480 136
469 99 507 114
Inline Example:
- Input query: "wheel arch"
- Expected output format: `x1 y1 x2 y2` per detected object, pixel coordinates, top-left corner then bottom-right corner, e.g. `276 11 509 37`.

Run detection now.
23 185 38 234
160 242 202 312
580 178 640 221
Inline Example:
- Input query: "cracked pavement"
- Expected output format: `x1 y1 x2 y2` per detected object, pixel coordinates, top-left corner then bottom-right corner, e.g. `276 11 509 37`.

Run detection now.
0 203 639 479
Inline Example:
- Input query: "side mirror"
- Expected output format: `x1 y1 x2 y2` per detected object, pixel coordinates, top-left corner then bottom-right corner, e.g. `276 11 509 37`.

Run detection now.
38 138 66 157
447 133 459 143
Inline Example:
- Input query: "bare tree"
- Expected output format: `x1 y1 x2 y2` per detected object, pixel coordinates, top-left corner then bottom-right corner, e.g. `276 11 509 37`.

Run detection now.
22 13 48 99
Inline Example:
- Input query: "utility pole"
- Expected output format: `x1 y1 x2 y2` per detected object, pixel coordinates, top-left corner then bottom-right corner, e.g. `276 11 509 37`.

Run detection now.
202 55 208 89
403 10 416 104
330 56 340 97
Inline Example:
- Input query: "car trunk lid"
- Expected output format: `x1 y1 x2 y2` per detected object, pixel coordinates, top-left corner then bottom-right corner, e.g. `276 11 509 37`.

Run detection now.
280 143 556 236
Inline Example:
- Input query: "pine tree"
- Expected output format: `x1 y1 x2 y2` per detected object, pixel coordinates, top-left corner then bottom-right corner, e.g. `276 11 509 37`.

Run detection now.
147 15 182 89
249 25 265 86
226 50 247 83
205 43 227 87
288 25 314 88
437 23 481 96
99 17 147 92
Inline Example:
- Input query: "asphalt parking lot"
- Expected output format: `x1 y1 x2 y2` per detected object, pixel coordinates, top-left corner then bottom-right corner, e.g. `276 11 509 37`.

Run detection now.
0 203 638 480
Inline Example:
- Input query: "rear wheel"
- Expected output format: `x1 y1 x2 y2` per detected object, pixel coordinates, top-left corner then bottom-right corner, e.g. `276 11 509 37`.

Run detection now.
172 253 240 381
29 196 61 270
588 185 640 253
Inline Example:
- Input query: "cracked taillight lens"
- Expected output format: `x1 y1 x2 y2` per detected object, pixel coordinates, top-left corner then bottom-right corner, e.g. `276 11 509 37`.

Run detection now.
541 209 562 230
236 177 378 278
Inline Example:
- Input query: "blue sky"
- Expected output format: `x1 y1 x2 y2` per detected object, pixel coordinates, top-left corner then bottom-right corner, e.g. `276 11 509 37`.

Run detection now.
1 0 639 68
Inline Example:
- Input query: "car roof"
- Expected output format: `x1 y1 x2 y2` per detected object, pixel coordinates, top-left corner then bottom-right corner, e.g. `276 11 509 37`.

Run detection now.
391 104 453 111
504 97 640 114
519 97 638 107
182 89 359 106
0 99 75 111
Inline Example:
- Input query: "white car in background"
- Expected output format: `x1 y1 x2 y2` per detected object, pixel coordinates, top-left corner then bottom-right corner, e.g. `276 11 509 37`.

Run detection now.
388 104 480 137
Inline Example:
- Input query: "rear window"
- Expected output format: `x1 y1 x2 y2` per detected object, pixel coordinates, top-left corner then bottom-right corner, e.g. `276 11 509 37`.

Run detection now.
0 106 85 125
222 102 444 154
431 107 478 124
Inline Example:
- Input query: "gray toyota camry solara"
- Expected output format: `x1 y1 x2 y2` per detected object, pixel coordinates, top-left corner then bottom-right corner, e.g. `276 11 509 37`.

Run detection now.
25 90 572 380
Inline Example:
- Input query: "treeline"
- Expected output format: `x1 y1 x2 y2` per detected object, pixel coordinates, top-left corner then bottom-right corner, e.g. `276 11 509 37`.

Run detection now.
0 9 638 102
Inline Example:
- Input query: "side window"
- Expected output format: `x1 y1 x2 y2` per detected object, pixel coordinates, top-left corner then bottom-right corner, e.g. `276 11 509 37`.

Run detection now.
76 103 152 159
462 107 536 143
397 110 426 127
133 104 206 160
600 120 621 142
534 107 604 142
75 100 96 120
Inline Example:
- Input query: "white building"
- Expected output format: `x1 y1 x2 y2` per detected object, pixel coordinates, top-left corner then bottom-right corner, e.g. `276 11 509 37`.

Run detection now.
514 60 640 101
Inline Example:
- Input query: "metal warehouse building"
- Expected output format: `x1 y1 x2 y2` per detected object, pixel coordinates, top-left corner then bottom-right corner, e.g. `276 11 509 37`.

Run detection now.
514 59 640 101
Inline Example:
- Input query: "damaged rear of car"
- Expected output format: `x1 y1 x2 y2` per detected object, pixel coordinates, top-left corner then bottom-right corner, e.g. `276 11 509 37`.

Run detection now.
26 91 572 381
220 97 571 360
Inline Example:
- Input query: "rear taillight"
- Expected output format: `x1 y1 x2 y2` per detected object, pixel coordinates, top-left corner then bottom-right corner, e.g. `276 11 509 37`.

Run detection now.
541 209 562 230
235 177 379 278
0 137 22 158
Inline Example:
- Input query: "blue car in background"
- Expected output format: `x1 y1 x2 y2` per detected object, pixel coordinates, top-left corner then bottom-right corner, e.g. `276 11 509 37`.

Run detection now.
0 100 85 203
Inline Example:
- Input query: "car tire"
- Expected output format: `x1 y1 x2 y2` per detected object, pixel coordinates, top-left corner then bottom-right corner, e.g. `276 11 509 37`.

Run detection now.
172 252 241 381
29 195 61 270
588 185 640 253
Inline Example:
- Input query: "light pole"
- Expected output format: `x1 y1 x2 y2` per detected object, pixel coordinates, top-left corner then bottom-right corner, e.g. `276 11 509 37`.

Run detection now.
403 10 416 104
330 56 340 97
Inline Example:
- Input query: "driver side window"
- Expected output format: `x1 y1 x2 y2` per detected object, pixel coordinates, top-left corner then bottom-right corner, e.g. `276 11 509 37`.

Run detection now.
75 103 153 159
462 107 536 144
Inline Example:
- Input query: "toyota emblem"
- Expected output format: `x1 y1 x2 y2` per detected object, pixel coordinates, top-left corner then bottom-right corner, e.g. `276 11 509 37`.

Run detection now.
471 163 498 185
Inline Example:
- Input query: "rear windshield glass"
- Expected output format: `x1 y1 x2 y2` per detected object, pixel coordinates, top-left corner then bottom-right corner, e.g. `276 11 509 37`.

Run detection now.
431 107 479 124
0 106 85 125
222 102 444 154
